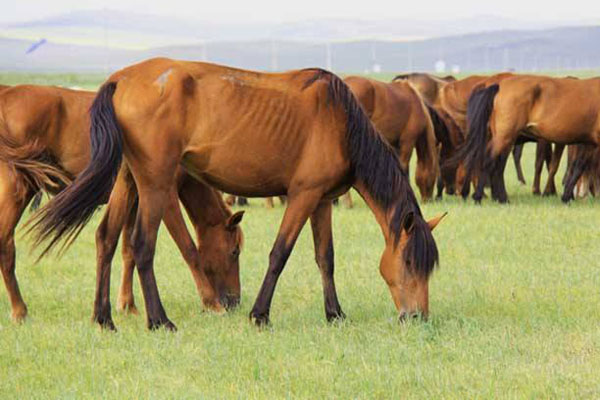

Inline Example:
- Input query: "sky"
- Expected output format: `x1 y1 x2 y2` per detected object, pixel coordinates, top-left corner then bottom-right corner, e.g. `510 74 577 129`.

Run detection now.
2 0 600 23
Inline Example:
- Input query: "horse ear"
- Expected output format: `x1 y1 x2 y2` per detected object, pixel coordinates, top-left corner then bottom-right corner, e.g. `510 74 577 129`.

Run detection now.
226 211 244 231
427 212 447 231
402 212 415 233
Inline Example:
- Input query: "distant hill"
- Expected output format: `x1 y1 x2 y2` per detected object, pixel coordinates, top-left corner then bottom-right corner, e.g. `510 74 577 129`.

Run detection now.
2 9 596 48
1 25 599 73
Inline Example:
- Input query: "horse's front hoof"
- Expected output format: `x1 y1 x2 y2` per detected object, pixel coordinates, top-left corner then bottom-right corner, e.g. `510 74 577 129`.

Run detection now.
148 318 177 332
249 310 270 327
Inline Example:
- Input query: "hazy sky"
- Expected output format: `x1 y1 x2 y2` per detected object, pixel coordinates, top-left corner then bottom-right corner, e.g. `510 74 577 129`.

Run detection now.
2 0 599 23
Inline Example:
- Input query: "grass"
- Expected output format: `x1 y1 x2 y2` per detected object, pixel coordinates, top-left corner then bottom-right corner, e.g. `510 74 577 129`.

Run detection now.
1 75 599 398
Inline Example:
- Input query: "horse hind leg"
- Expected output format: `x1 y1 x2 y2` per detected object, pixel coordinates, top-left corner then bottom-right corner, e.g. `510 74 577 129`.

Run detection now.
117 200 139 315
93 169 138 330
0 170 32 322
532 141 549 195
512 143 526 185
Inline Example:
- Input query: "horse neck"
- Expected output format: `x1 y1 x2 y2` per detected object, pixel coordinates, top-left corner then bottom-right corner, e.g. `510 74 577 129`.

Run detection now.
353 180 393 245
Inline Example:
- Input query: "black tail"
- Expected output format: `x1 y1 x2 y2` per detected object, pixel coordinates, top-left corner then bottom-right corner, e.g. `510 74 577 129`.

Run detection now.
302 68 438 279
28 82 123 256
29 192 43 212
562 144 597 203
447 84 499 199
426 103 455 193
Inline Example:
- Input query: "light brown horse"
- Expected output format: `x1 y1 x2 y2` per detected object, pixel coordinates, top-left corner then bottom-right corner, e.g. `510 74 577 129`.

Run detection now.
30 58 444 329
0 84 243 328
344 76 440 201
458 75 600 203
392 73 455 108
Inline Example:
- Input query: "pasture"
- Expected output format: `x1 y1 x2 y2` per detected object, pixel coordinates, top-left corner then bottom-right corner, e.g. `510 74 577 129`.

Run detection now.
1 72 599 399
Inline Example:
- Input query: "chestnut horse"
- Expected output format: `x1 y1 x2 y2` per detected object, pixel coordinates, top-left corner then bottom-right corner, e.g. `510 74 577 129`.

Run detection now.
30 58 443 329
0 85 243 328
344 76 440 201
457 75 600 203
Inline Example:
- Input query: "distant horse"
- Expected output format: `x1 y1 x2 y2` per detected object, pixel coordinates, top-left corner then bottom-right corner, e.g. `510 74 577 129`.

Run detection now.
457 75 600 203
562 144 600 202
30 58 444 329
344 76 440 201
392 73 455 107
0 85 243 328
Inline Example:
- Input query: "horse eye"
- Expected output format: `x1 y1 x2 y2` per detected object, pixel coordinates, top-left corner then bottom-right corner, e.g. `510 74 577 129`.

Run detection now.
231 247 240 258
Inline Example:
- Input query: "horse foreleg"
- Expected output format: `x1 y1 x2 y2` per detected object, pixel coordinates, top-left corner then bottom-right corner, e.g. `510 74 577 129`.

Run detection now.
543 144 565 196
310 200 345 322
249 189 323 326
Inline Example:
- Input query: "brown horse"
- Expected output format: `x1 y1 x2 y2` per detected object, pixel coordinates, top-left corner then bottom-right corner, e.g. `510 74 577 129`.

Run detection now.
392 73 455 108
458 75 600 203
30 58 444 329
0 84 243 328
344 76 440 201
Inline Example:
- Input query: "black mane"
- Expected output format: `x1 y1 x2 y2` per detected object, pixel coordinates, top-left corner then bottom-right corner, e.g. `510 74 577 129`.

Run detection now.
303 68 439 278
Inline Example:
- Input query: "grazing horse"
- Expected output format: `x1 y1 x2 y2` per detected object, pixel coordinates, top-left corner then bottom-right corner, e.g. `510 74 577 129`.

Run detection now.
457 75 600 203
344 76 440 201
30 58 443 329
0 85 243 328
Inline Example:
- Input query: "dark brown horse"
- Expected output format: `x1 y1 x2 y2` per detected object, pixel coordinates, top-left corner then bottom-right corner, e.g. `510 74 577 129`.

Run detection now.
30 58 444 329
0 84 243 328
344 76 440 201
457 75 600 203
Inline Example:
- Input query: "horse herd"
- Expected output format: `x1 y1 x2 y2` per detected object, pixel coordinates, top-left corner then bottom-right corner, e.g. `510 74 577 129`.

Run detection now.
0 57 598 331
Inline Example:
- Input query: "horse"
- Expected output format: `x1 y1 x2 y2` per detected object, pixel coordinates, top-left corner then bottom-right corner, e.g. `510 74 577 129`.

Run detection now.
344 76 440 201
392 73 455 108
457 75 600 203
562 144 600 202
0 84 243 329
29 58 444 329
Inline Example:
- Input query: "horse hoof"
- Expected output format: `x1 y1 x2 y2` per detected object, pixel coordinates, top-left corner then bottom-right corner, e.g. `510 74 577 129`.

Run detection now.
11 307 28 323
148 318 177 332
249 311 270 327
326 310 347 323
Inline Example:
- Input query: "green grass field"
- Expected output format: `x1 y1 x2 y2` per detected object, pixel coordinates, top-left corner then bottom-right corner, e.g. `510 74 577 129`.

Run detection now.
1 72 599 398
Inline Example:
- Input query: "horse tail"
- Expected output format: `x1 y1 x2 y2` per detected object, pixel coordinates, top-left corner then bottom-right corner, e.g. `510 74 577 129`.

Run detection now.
0 135 72 201
448 84 499 199
29 192 43 212
28 81 123 256
413 97 440 201
562 144 596 203
425 103 455 195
